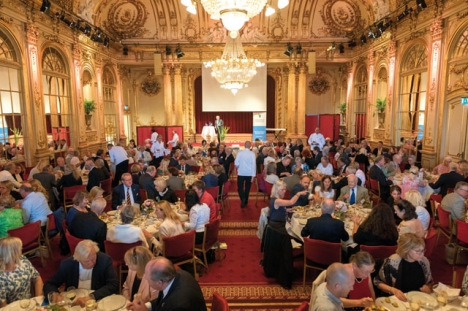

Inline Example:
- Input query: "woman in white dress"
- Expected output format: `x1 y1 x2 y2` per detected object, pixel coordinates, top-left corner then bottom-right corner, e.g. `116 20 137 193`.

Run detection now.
316 156 333 175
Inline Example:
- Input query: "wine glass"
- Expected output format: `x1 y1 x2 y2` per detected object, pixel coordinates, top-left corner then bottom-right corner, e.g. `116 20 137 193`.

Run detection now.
85 293 97 311
19 299 30 310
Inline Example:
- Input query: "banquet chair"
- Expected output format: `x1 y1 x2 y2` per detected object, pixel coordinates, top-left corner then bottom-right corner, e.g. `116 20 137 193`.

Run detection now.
44 214 58 260
454 220 468 262
452 265 465 288
100 178 113 199
190 165 201 173
65 230 84 255
174 189 187 202
139 189 148 201
8 220 46 267
63 184 87 215
104 240 142 288
294 302 309 311
360 245 397 261
255 173 268 206
436 204 453 245
195 216 221 269
162 230 200 280
358 162 366 173
103 199 113 213
399 162 407 173
303 237 341 291
264 182 274 199
424 228 437 258
205 186 220 203
447 187 455 194
369 178 380 198
211 292 230 311
221 180 231 212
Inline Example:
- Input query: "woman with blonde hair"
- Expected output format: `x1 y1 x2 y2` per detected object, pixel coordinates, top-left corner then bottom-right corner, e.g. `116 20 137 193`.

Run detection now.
404 190 430 233
0 181 22 201
201 165 218 188
122 246 157 302
268 181 308 229
153 200 184 253
57 164 83 192
157 158 170 176
28 159 49 180
66 190 89 225
88 186 104 203
29 179 49 202
0 237 43 305
154 178 178 203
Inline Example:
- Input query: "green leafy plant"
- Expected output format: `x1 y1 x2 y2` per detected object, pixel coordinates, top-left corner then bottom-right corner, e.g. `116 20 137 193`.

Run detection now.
373 98 386 116
219 126 230 141
84 99 96 115
9 127 22 145
338 102 346 114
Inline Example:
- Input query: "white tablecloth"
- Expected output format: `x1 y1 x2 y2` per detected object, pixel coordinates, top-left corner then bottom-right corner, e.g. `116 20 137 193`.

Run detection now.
201 126 216 142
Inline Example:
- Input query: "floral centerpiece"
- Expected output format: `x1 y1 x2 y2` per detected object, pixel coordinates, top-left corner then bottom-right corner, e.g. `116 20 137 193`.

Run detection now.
142 199 155 213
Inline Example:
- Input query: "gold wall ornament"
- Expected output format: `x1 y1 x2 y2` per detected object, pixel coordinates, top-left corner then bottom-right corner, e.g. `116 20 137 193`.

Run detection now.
319 0 364 37
268 13 288 42
34 82 42 110
149 115 157 125
182 14 199 42
103 0 149 39
140 70 161 96
308 70 331 95
37 130 45 148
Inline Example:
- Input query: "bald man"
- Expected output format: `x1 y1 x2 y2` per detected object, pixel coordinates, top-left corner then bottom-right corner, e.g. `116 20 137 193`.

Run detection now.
127 257 206 311
311 263 355 311
337 174 371 208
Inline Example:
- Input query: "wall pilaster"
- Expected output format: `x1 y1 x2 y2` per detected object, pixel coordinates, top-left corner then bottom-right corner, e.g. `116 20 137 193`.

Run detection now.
385 40 396 146
163 65 172 126
297 64 306 136
287 63 297 135
366 50 375 140
173 64 183 126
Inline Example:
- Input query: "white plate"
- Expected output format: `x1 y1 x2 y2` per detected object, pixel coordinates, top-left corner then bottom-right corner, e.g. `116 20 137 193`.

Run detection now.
97 294 127 311
3 299 35 311
107 210 118 216
65 288 89 300
375 297 406 311
406 291 438 308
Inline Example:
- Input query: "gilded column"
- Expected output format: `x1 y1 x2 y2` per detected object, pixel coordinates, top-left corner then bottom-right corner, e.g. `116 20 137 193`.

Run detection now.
366 50 375 140
297 63 307 136
173 64 183 126
163 65 173 125
94 56 105 143
287 63 297 135
385 40 396 145
422 17 443 168
345 62 354 134
24 23 48 164
71 40 88 148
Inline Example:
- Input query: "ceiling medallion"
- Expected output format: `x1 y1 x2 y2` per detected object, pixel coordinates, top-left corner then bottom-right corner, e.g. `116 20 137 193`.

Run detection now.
140 71 161 96
103 0 148 39
308 71 331 95
320 0 363 36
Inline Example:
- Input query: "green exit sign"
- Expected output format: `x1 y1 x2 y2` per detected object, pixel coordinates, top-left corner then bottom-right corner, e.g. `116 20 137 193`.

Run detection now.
462 97 468 105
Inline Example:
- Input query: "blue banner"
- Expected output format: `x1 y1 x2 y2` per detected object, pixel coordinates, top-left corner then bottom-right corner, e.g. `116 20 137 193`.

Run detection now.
252 112 266 141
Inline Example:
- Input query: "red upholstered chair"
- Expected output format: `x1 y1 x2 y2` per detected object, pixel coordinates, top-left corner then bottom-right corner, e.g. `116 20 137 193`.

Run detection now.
221 180 231 212
399 162 407 173
358 162 366 173
303 237 342 290
63 185 87 215
174 189 187 202
8 221 45 267
205 186 220 203
61 219 68 233
104 199 113 213
255 173 268 206
44 214 57 260
195 216 221 269
360 245 397 261
369 178 380 198
65 230 84 255
429 194 442 217
162 230 200 280
294 302 309 311
212 292 230 311
104 240 142 288
437 204 453 245
100 178 113 199
370 195 380 208
424 228 437 258
139 189 148 201
264 182 274 198
190 165 201 173
447 188 455 194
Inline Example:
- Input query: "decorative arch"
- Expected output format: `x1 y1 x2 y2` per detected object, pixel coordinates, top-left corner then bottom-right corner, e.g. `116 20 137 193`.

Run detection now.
41 45 70 76
352 63 368 139
446 21 468 95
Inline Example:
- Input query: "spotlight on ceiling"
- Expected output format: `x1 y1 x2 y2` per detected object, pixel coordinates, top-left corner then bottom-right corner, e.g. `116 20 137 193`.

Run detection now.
103 37 110 48
68 20 76 28
360 34 367 44
55 11 65 20
417 0 427 9
339 43 344 53
175 45 185 58
123 46 128 56
284 43 293 56
81 24 91 36
368 26 375 39
40 0 50 13
397 6 413 21
296 44 302 54
165 45 172 56
332 42 336 49
348 40 357 48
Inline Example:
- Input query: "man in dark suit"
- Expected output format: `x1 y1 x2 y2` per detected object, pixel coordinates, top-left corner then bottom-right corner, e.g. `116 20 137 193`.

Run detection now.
372 141 388 157
256 147 268 173
301 198 349 243
333 166 362 199
139 165 157 200
312 146 323 168
85 159 106 192
43 239 119 306
126 257 207 311
69 198 107 251
93 149 111 173
176 156 191 175
276 156 292 177
369 155 393 201
430 162 464 197
290 175 311 207
112 173 141 209
34 165 58 210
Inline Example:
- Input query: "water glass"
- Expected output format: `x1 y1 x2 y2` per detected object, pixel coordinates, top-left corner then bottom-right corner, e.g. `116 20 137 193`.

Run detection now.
461 295 468 308
85 294 97 311
19 299 31 310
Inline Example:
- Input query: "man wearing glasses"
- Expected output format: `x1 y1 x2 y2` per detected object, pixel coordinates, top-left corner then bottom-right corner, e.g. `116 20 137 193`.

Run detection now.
441 181 468 222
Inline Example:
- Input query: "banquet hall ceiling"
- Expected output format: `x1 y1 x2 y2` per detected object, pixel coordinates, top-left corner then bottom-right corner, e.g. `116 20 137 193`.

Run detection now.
79 0 395 46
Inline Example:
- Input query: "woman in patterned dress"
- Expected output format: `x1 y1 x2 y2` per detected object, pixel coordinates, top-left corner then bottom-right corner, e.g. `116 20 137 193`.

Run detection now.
0 237 43 306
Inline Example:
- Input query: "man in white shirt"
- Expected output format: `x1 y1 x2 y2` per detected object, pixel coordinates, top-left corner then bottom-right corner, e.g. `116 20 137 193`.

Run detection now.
19 182 52 227
150 135 167 168
108 143 129 186
308 127 325 150
167 131 179 148
135 145 152 165
150 127 158 143
0 162 21 188
235 141 256 208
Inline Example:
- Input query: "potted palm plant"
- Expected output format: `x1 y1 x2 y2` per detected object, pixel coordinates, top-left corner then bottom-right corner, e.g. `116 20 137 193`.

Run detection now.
219 126 230 141
84 99 96 130
338 102 346 124
374 98 386 129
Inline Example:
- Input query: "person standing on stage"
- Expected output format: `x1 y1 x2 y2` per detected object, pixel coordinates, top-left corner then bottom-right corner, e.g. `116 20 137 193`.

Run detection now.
150 127 158 144
151 135 166 168
108 143 129 187
308 127 325 150
215 115 224 143
235 141 256 208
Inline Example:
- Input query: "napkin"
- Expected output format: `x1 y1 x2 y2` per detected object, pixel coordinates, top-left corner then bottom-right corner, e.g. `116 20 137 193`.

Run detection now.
433 282 460 297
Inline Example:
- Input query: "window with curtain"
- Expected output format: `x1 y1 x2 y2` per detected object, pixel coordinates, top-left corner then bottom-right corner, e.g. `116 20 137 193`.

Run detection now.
353 65 367 139
103 66 117 144
398 43 428 141
0 29 23 146
42 47 71 142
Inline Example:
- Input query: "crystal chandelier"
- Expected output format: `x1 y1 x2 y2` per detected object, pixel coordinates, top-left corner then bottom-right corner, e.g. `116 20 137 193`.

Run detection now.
204 36 264 95
200 0 268 38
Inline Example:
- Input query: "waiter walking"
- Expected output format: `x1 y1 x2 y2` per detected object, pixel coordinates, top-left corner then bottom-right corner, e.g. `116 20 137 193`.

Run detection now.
215 115 224 144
